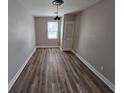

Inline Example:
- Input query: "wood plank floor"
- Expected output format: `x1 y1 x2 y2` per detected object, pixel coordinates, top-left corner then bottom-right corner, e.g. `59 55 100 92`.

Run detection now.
9 48 114 93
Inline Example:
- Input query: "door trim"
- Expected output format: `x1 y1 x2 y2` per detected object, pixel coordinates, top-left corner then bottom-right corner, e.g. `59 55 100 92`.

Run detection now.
63 21 75 51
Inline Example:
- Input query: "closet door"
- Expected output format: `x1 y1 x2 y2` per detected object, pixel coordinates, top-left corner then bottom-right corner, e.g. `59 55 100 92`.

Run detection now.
63 21 74 51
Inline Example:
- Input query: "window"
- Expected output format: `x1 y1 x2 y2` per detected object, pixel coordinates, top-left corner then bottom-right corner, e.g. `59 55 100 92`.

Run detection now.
47 22 58 39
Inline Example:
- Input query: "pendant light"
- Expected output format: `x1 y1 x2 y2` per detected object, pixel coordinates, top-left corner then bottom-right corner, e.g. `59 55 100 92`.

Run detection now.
52 0 64 20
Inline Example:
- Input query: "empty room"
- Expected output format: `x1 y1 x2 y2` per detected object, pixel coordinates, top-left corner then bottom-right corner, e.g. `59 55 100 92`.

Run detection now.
8 0 115 93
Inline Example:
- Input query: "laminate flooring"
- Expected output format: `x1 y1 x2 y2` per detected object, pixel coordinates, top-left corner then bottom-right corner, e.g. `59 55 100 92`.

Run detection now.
9 48 114 93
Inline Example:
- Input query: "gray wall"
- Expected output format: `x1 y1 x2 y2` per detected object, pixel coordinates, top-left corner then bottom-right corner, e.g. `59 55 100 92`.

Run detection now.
35 17 61 46
73 0 115 84
64 14 76 22
8 0 35 83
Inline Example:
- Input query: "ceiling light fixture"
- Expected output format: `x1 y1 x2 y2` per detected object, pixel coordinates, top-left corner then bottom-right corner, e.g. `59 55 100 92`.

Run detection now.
52 0 64 6
52 0 64 20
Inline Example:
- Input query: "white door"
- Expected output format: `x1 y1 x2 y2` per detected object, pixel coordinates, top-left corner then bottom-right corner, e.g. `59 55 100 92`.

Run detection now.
63 21 74 51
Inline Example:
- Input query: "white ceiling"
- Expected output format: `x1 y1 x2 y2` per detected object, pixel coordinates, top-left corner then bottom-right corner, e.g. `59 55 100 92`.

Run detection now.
19 0 101 16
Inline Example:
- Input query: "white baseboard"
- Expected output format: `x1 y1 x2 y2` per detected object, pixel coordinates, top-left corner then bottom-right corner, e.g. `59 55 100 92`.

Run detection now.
62 49 72 51
60 47 72 51
71 49 115 92
36 46 60 48
8 48 36 91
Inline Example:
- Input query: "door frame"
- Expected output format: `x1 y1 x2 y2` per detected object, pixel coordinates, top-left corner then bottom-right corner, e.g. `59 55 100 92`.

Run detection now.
63 21 75 51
